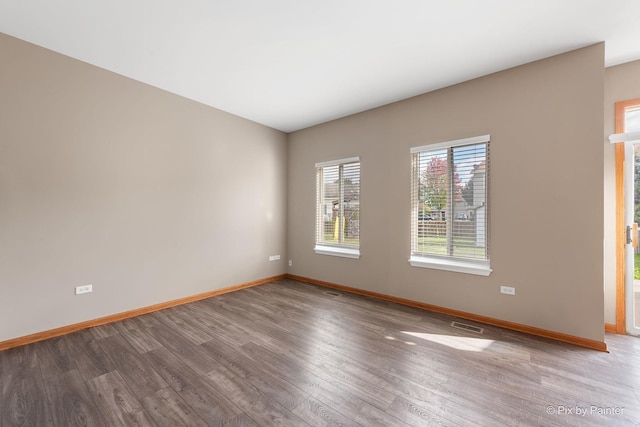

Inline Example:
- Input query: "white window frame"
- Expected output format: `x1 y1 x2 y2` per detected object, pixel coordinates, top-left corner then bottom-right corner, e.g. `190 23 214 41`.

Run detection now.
315 157 361 259
409 135 491 276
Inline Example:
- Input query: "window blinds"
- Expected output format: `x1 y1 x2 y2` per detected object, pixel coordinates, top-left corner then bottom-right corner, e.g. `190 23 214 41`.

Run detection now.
316 158 360 249
411 138 489 261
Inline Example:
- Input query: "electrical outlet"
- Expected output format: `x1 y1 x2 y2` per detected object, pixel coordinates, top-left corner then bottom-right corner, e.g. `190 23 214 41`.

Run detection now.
500 285 515 296
75 284 93 295
288 260 293 267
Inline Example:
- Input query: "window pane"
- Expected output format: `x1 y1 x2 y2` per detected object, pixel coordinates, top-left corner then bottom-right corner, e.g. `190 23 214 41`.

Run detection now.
321 165 339 244
343 162 360 247
316 161 360 249
453 144 487 260
417 149 449 255
412 139 489 262
626 107 640 132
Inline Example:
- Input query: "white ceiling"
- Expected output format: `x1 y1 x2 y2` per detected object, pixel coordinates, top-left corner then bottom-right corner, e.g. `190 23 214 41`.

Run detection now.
2 1 640 132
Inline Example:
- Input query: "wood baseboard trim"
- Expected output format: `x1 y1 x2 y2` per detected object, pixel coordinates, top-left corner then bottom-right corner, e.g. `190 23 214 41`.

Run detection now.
605 323 618 334
0 274 285 352
287 274 608 352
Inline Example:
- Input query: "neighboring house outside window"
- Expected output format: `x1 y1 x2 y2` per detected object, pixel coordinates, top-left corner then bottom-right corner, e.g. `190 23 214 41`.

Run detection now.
410 135 491 276
315 157 360 259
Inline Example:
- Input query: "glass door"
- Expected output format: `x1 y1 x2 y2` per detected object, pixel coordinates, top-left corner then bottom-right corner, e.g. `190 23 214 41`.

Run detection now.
624 106 640 335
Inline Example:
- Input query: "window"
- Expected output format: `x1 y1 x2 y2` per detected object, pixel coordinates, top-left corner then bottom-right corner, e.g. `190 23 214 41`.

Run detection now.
315 157 360 258
410 135 491 275
626 105 640 132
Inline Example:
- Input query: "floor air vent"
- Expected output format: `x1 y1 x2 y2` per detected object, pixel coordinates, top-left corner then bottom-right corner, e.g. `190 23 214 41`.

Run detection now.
450 321 484 334
323 290 342 297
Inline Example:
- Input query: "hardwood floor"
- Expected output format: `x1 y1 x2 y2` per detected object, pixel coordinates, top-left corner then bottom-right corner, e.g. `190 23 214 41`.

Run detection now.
2 278 640 426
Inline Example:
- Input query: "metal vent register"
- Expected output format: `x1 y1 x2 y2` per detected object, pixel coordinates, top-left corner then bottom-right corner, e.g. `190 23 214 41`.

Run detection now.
450 321 484 334
323 290 342 297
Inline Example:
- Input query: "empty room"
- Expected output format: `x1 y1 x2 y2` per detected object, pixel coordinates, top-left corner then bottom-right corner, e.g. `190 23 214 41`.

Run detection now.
2 1 640 426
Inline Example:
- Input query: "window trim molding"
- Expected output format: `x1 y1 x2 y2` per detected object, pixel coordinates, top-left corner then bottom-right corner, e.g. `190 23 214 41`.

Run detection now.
409 135 491 274
315 156 360 168
409 255 491 276
315 156 361 259
410 134 490 154
614 98 640 334
314 244 361 259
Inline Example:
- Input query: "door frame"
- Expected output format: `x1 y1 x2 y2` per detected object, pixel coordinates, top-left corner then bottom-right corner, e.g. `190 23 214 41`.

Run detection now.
615 97 640 333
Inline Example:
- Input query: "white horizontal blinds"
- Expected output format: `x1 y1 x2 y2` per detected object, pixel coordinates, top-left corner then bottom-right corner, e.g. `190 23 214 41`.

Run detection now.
412 139 489 261
343 162 360 247
410 153 421 254
415 147 449 256
452 143 489 260
316 159 360 248
319 164 340 245
315 166 326 244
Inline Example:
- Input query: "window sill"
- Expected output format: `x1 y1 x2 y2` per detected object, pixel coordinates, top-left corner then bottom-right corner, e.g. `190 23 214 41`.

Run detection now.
314 245 360 259
409 255 491 276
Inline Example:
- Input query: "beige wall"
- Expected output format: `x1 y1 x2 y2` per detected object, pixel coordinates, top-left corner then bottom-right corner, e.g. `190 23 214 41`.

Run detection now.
0 33 612 345
603 59 640 325
288 44 605 342
0 34 288 342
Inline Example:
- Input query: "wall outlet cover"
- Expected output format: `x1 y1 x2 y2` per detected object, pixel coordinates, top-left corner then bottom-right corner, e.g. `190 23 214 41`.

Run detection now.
75 284 93 295
500 285 515 295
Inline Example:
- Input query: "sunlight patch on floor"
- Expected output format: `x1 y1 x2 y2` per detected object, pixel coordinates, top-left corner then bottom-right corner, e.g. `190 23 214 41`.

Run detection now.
400 331 495 352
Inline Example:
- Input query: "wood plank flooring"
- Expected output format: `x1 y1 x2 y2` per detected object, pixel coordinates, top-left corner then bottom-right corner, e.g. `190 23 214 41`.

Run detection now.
2 278 640 426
